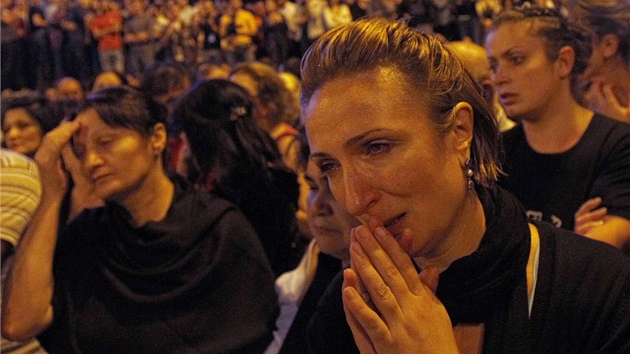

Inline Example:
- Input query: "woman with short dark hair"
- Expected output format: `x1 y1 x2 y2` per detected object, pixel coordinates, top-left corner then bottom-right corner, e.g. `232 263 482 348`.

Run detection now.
2 85 278 354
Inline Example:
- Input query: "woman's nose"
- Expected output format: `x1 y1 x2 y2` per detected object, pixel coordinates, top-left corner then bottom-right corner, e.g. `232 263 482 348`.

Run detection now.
84 150 104 171
492 65 509 86
6 126 21 138
339 168 379 217
313 189 334 216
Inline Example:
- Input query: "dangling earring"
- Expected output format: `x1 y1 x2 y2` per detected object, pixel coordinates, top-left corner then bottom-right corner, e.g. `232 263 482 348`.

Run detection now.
465 158 474 191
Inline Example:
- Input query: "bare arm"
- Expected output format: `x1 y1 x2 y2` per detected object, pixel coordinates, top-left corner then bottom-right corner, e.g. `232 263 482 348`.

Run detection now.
583 215 630 252
1 122 80 341
575 198 630 252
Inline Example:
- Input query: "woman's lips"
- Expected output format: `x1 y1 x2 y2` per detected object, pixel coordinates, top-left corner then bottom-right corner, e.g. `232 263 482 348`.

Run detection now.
91 173 111 184
499 93 517 105
384 213 406 238
311 225 340 236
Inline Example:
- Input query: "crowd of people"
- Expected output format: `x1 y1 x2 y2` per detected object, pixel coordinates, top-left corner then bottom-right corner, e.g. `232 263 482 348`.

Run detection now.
1 0 630 353
2 0 576 94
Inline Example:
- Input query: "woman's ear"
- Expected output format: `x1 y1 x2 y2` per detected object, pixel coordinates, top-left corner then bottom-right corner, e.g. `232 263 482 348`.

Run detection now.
450 102 474 163
150 123 168 155
556 45 576 79
599 33 620 59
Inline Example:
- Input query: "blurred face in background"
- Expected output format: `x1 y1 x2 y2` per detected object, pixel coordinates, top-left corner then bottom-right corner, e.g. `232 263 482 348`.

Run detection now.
306 160 357 262
2 108 44 156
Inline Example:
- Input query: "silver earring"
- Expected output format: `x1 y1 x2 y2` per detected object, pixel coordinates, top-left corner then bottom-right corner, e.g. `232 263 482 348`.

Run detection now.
465 158 474 190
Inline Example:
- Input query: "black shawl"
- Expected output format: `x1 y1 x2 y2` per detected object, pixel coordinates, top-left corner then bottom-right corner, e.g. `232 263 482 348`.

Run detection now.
40 175 278 354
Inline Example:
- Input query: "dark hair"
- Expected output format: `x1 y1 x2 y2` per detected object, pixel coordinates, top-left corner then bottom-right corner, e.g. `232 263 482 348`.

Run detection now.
139 61 193 98
230 62 294 125
72 85 168 138
296 125 310 173
570 0 630 66
1 93 62 134
489 5 593 100
172 79 288 196
301 17 500 185
281 56 302 80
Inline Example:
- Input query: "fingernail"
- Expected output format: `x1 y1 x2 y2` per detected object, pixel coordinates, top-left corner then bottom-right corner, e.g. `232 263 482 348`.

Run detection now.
342 287 355 301
351 241 364 258
356 226 370 240
374 227 387 239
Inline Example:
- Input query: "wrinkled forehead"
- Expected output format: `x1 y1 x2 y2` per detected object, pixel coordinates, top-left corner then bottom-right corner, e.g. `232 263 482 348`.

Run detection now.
71 108 111 140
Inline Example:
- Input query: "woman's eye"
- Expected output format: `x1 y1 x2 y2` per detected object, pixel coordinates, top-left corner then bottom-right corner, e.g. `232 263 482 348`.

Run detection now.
73 145 85 158
510 55 524 65
97 138 113 147
489 61 498 73
318 160 340 176
365 141 391 155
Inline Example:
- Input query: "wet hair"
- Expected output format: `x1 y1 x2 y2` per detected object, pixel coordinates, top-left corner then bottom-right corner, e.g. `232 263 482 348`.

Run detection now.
230 62 294 125
300 17 500 186
1 92 62 134
570 0 630 66
489 5 593 100
71 85 167 138
172 79 288 196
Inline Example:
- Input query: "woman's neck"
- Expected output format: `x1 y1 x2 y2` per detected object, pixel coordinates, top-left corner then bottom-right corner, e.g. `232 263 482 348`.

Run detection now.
118 167 175 227
415 191 486 272
521 93 593 154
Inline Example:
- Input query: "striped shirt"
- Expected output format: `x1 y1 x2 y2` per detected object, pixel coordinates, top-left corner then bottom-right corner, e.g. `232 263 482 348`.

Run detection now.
1 149 41 247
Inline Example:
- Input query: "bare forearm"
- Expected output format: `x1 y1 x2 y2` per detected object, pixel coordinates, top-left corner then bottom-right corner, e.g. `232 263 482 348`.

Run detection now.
1 195 61 340
584 215 630 250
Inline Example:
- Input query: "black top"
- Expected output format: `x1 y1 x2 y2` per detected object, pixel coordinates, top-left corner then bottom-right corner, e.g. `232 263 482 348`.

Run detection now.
499 113 630 231
218 166 306 277
306 185 630 353
39 175 278 354
278 253 342 354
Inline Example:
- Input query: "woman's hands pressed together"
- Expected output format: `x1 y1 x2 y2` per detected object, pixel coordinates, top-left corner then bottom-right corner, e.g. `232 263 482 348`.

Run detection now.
342 217 458 354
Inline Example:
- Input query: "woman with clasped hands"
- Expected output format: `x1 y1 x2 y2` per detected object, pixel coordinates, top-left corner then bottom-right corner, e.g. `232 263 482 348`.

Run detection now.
301 18 630 353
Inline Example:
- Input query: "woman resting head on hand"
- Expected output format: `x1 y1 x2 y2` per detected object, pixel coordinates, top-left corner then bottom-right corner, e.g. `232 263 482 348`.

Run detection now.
301 17 630 354
2 85 278 353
